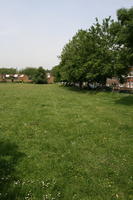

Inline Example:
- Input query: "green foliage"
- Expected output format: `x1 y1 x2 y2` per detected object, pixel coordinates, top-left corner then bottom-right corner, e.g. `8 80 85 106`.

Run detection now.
87 17 128 83
59 19 118 85
51 65 61 82
33 67 47 84
117 7 133 65
0 68 17 74
20 67 37 80
56 7 133 86
60 30 93 85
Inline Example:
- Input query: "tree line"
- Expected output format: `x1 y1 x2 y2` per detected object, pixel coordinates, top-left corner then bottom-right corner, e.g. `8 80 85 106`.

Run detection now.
52 7 133 88
0 67 48 84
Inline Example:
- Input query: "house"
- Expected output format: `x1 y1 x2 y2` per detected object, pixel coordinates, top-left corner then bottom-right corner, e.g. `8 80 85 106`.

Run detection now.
106 77 119 88
124 67 133 88
0 74 5 82
47 73 54 84
0 74 31 83
4 74 12 82
0 72 55 84
18 74 32 83
106 67 133 89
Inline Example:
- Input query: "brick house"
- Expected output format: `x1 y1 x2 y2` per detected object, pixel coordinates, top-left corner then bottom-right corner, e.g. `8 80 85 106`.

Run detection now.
0 73 55 83
47 73 54 84
0 74 31 83
18 74 32 83
123 67 133 88
106 67 133 89
0 74 5 82
106 77 119 87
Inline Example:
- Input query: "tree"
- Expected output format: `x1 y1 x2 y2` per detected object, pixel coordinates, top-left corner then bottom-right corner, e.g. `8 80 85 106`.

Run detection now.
85 17 129 85
116 7 133 65
33 67 47 84
20 67 37 80
59 20 115 86
51 65 61 82
58 9 131 87
0 68 17 74
60 29 92 87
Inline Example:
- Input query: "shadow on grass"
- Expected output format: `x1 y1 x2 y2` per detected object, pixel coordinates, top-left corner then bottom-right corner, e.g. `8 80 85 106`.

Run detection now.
0 140 25 200
115 95 133 106
60 85 112 95
59 85 100 94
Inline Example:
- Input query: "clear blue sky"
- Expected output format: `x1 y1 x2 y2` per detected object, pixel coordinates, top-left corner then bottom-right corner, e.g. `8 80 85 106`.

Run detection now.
0 0 132 69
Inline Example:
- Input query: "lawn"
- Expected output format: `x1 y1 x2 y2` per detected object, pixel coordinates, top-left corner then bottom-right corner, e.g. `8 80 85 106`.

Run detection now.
0 83 132 200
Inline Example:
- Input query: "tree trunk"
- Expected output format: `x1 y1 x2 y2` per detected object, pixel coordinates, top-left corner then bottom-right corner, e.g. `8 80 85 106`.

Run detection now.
79 81 83 89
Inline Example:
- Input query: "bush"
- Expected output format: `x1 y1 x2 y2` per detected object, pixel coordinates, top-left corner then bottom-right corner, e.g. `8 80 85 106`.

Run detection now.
33 67 47 84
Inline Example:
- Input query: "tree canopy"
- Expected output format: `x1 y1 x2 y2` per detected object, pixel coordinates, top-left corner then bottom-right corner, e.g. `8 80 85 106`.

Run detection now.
0 68 17 74
51 65 61 82
53 7 133 87
33 67 47 84
20 67 37 80
117 7 133 65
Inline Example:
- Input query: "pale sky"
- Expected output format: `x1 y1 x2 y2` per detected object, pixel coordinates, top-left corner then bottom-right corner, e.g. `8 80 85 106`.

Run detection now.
0 0 132 69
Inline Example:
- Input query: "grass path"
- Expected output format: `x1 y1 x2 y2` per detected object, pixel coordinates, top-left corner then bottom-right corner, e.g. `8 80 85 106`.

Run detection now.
0 84 132 200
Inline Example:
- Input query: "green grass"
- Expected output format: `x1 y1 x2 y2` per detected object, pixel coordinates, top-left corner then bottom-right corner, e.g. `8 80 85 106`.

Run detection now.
0 83 132 200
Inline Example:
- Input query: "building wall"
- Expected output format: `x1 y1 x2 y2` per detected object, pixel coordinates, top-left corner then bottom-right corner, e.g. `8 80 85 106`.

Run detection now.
106 67 133 89
0 74 5 82
125 67 133 88
47 75 54 84
106 77 119 87
18 75 32 83
0 74 31 83
0 73 55 84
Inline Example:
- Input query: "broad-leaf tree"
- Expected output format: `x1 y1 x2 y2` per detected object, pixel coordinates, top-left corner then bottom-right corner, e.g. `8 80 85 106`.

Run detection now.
20 67 37 80
33 67 47 84
54 7 132 88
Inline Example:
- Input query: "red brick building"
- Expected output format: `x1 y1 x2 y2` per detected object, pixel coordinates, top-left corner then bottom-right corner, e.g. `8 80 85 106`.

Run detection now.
106 67 133 89
0 73 55 84
18 74 32 83
47 73 54 84
124 67 133 88
0 74 31 83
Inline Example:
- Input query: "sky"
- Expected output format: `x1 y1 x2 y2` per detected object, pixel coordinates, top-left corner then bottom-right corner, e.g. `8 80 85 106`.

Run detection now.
0 0 132 70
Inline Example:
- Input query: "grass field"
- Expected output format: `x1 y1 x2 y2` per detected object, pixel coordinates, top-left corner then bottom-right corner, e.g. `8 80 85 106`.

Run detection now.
0 83 132 200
